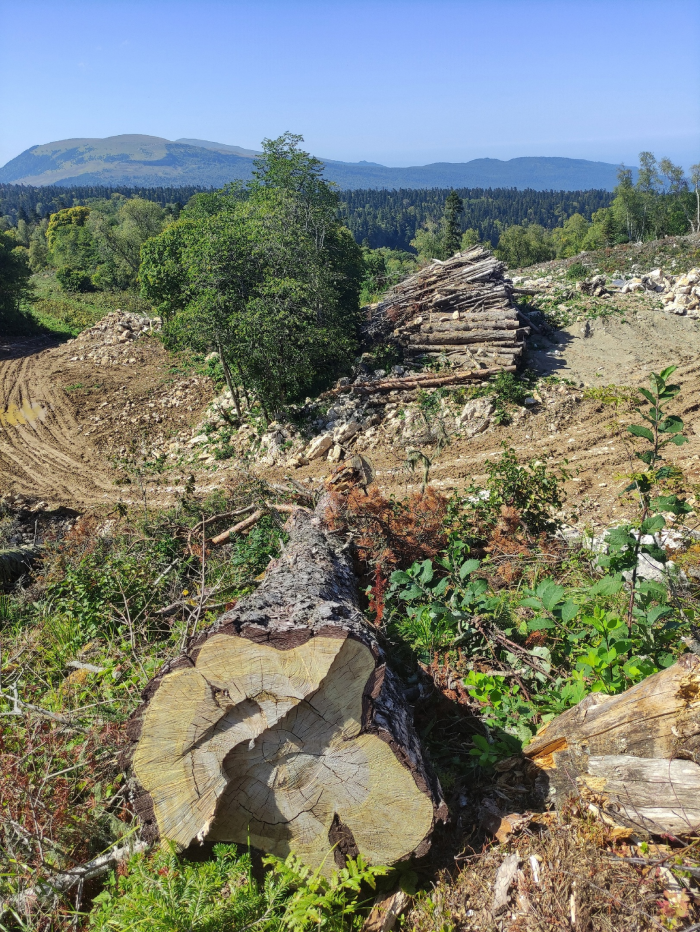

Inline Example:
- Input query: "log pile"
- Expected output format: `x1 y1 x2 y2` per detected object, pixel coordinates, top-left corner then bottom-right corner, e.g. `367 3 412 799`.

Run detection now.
364 246 526 370
123 505 446 871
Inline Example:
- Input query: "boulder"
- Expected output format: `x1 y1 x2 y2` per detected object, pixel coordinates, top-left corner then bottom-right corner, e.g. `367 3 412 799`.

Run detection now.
333 420 361 445
306 434 334 461
458 397 496 438
327 443 344 464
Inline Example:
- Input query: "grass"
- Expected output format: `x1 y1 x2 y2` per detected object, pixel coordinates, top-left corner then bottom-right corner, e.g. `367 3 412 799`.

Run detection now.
21 271 155 338
0 481 295 926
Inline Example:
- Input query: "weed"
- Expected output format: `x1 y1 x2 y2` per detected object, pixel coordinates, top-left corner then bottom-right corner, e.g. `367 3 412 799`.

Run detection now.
88 843 386 932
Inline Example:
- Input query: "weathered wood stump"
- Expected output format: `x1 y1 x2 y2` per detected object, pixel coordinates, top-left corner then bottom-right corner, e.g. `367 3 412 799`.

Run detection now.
124 508 446 869
524 654 700 835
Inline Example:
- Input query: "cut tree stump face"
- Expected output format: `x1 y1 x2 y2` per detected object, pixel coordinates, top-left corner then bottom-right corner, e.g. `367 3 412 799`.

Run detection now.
133 632 434 868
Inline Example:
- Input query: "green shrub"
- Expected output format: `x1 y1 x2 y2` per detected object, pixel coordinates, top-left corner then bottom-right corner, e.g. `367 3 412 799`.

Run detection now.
55 266 94 293
468 445 568 535
566 261 590 281
89 843 280 932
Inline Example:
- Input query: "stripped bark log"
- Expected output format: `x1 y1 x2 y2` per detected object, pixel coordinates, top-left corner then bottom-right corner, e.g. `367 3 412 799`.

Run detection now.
210 510 264 545
405 330 520 346
322 365 517 400
523 654 700 836
123 506 447 870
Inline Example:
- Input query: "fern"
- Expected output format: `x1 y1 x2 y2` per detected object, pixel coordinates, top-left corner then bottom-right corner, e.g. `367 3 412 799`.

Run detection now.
87 844 388 932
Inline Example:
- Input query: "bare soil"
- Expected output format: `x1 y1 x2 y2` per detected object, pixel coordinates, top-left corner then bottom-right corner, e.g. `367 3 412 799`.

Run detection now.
2 251 700 521
0 333 214 508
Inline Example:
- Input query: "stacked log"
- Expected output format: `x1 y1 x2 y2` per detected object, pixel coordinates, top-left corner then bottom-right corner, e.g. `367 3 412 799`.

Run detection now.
364 246 526 370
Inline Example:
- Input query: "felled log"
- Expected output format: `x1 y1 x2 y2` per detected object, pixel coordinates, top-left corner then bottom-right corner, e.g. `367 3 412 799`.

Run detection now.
524 654 700 835
323 365 517 400
124 506 446 869
0 546 37 589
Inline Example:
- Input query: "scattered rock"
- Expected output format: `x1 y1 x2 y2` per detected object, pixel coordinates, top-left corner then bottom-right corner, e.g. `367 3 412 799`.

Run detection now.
306 434 334 461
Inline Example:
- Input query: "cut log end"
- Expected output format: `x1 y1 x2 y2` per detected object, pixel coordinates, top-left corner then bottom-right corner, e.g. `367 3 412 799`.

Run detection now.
523 654 700 837
126 508 444 870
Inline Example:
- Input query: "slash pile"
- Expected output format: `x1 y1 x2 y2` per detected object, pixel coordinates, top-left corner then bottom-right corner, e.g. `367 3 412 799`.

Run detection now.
363 246 528 369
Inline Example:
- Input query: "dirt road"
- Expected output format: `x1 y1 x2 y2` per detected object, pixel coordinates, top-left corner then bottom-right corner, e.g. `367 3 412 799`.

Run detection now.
0 338 117 506
2 296 699 520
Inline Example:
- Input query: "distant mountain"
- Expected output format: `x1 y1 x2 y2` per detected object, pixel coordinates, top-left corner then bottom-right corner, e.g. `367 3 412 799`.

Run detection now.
0 134 629 191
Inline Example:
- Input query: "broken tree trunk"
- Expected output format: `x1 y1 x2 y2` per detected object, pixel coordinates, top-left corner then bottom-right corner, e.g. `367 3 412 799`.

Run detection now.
524 654 700 835
124 506 446 870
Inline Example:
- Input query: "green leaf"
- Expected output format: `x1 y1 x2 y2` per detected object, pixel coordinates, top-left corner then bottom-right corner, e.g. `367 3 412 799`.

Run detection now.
641 543 667 562
418 560 434 584
638 387 656 406
606 526 635 549
658 365 678 381
659 415 684 433
636 450 656 465
627 424 654 442
459 558 481 579
669 434 689 446
652 494 692 515
588 574 623 596
536 579 565 612
641 514 665 533
645 604 672 623
560 600 579 623
390 570 412 585
528 616 555 631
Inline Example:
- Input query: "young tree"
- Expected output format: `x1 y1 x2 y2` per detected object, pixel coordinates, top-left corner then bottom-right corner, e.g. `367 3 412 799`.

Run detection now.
551 212 590 257
460 228 481 249
442 190 464 256
141 138 362 420
495 223 555 268
28 219 49 271
90 197 168 289
0 230 32 329
691 163 700 234
46 205 97 273
252 132 339 249
410 220 444 261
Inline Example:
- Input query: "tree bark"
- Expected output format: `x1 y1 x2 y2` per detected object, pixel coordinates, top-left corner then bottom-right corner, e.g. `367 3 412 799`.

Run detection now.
123 507 446 870
523 654 700 836
0 547 36 589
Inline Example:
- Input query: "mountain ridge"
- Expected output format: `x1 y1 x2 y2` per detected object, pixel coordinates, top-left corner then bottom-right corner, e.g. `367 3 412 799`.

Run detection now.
0 134 631 191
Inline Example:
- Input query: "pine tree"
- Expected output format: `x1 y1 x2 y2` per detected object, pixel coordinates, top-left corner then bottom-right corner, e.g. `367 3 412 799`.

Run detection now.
442 190 464 256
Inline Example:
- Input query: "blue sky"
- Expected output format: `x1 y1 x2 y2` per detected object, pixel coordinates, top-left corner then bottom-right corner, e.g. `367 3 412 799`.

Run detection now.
1 0 698 170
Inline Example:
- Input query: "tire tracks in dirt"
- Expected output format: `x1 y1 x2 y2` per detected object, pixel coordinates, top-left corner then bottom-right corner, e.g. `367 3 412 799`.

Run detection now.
0 339 116 507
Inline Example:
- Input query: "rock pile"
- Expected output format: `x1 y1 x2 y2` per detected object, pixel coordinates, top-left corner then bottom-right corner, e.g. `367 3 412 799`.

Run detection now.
661 268 700 317
613 267 700 317
576 274 608 297
67 311 162 366
177 377 579 472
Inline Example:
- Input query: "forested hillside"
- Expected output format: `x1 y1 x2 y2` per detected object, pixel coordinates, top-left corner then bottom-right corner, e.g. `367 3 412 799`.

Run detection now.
0 183 207 225
339 187 614 249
